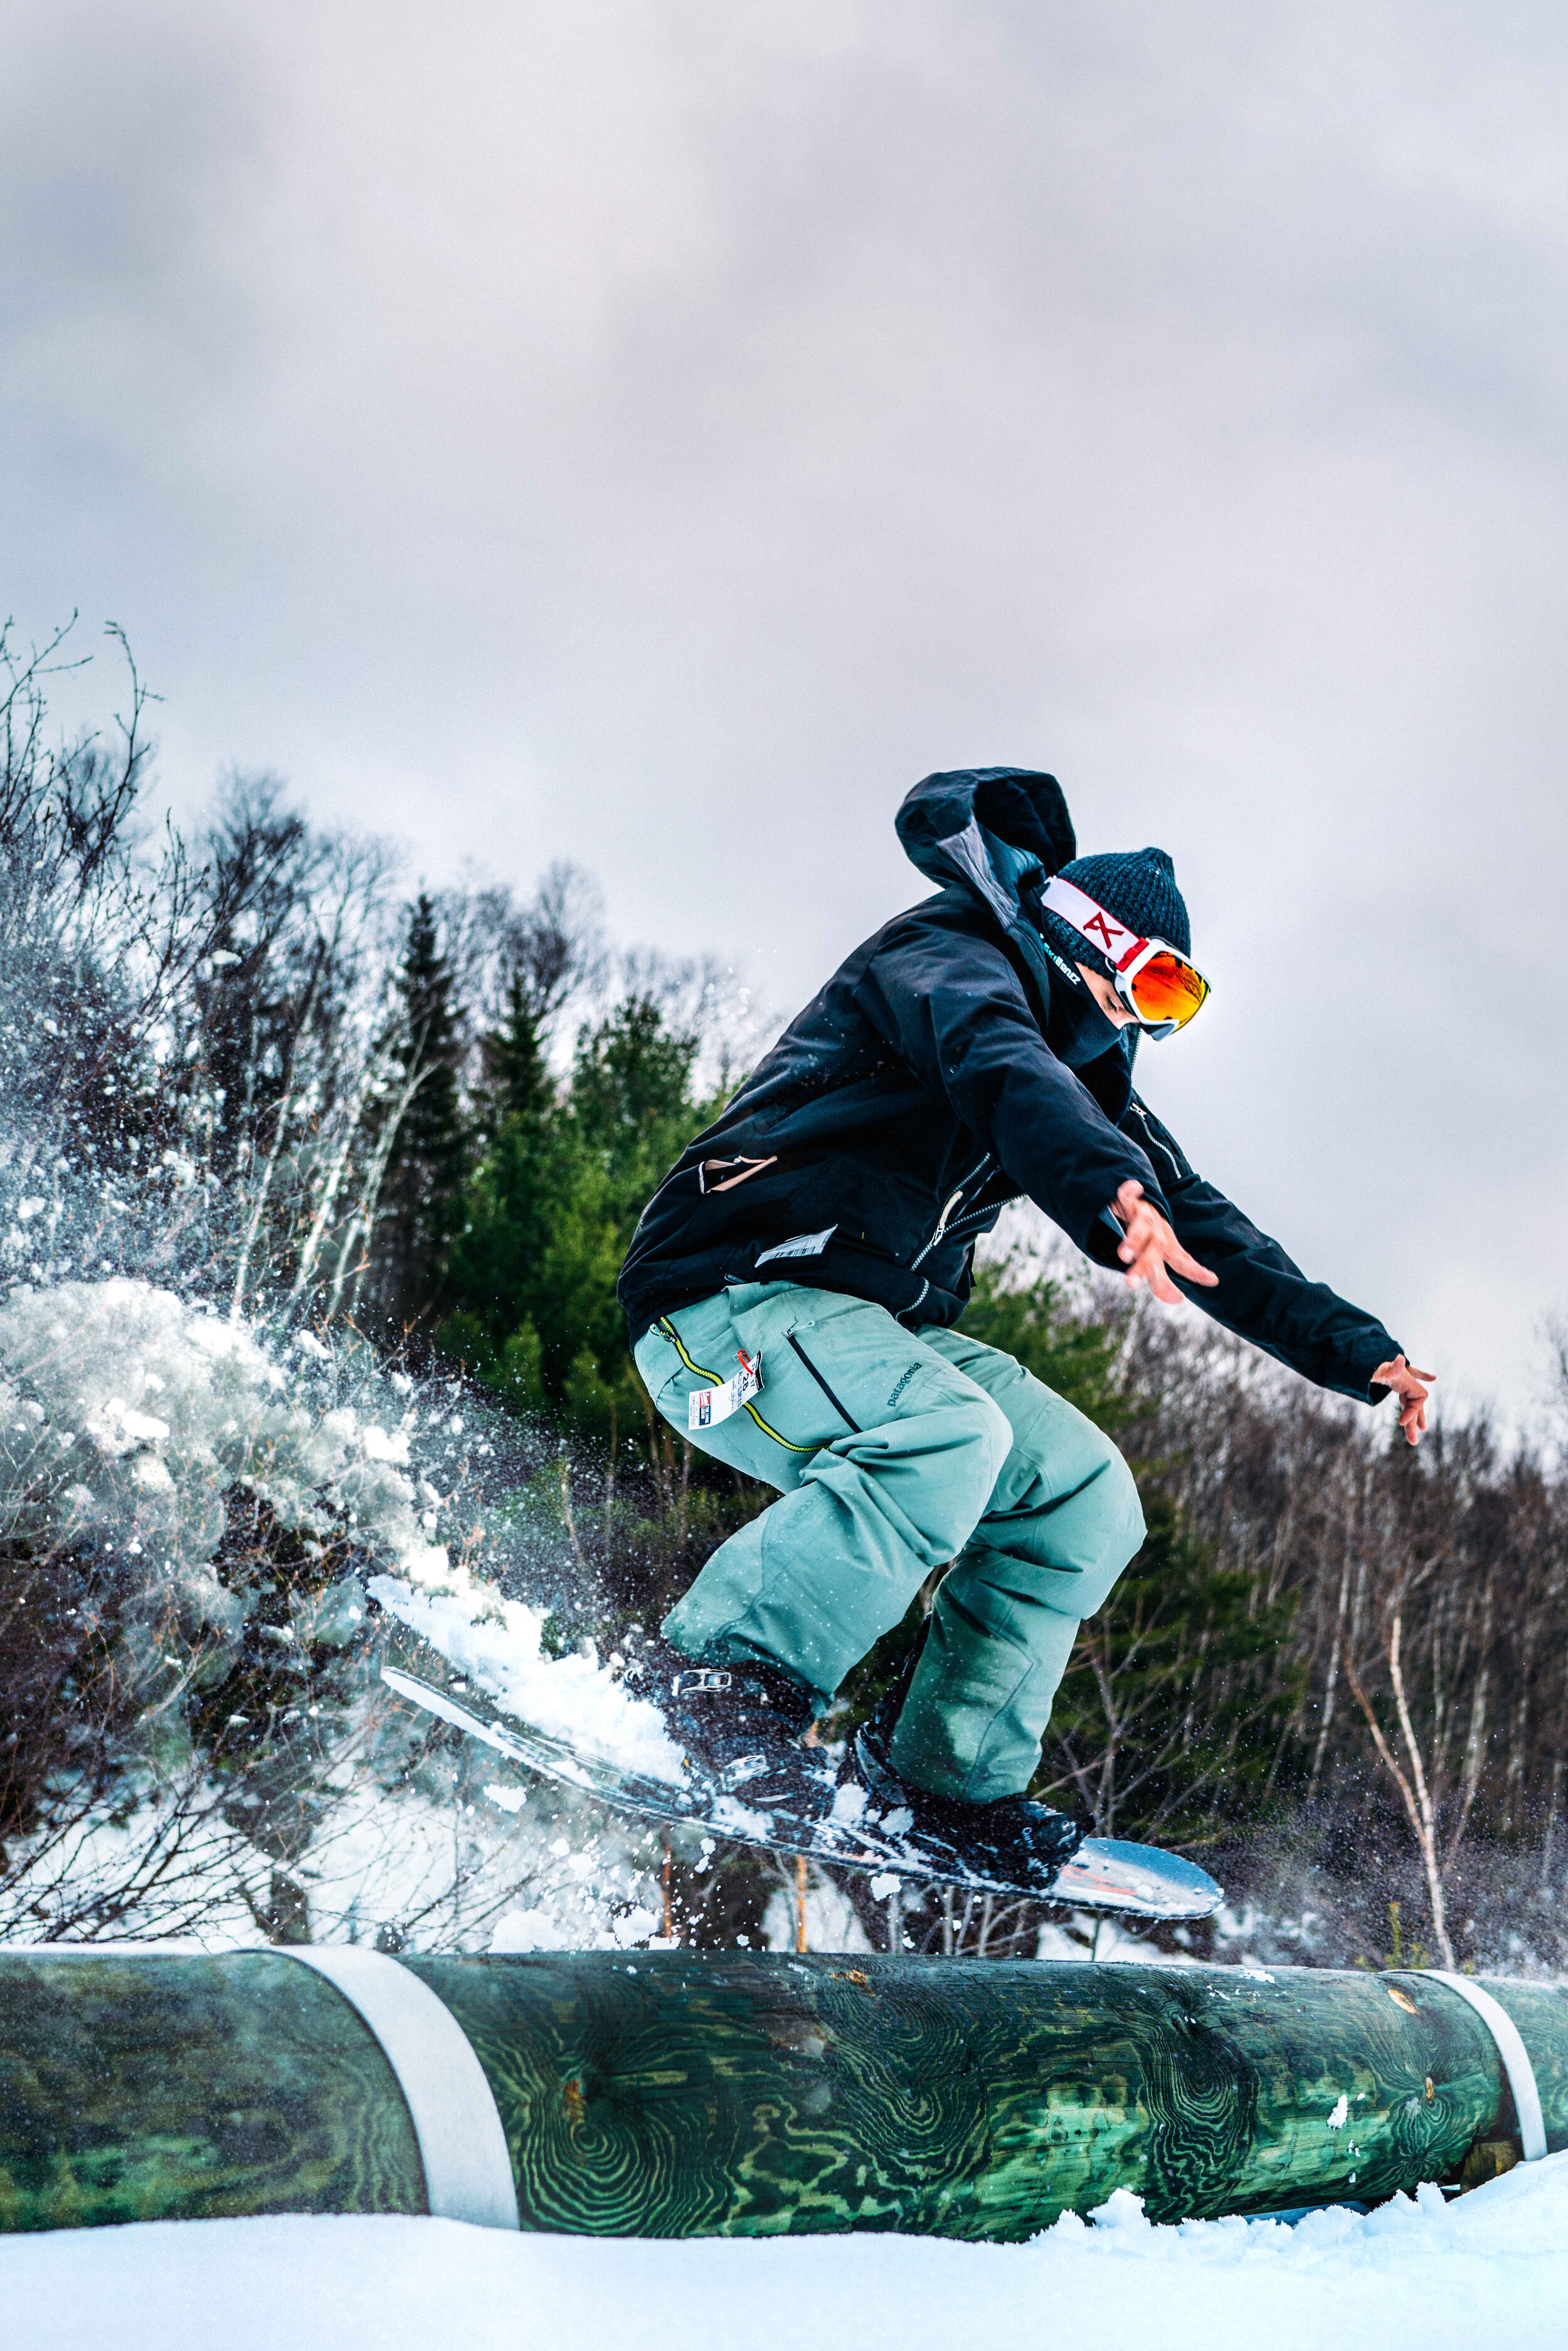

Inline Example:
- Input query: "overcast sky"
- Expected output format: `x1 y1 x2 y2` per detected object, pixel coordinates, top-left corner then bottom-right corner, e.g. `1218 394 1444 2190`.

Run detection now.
4 1 1565 1425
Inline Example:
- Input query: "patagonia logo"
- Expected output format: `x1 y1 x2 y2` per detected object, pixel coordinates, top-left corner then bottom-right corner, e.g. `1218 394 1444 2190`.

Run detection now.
886 1362 921 1411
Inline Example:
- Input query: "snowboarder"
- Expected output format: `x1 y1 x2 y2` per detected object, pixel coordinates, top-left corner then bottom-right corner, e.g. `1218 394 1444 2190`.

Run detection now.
617 767 1431 1892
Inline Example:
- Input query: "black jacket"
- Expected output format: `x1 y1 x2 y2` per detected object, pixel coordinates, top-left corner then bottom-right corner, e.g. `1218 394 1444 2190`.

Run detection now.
619 768 1401 1404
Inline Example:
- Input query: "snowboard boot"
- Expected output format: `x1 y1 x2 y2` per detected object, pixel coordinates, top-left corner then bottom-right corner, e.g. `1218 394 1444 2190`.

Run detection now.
632 1640 827 1810
850 1697 1083 1896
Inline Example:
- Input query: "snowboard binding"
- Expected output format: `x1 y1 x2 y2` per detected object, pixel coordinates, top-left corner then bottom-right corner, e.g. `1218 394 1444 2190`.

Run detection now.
374 1596 1223 1919
848 1699 1084 1898
636 1645 830 1810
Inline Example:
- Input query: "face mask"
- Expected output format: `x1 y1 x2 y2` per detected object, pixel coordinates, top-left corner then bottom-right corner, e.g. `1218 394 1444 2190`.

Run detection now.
1046 958 1121 1069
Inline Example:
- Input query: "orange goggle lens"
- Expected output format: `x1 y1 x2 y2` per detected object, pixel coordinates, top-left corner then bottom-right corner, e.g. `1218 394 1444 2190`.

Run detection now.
1126 950 1209 1031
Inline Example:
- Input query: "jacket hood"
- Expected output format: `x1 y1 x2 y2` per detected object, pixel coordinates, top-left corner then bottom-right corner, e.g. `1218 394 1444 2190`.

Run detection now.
895 764 1078 984
896 767 1077 910
895 765 1135 1108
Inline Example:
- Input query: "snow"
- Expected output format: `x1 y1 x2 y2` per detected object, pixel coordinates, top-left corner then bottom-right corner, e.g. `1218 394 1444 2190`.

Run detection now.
369 1574 687 1783
487 1897 661 1951
5 2157 1567 2351
0 1277 686 1953
0 1278 448 1601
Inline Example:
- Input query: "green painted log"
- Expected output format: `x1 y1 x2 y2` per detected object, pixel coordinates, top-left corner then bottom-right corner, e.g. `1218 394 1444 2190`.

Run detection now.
2 1948 1566 2238
408 1953 1568 2236
0 1951 425 2233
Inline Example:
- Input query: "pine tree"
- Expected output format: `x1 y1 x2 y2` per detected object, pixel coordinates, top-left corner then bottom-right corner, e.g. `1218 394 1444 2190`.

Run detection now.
374 894 470 1347
439 992 706 1438
475 967 553 1143
569 994 701 1225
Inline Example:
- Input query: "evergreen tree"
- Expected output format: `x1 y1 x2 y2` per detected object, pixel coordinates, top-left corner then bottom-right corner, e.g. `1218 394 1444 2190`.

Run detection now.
374 894 470 1346
437 1094 612 1414
556 995 706 1437
569 993 702 1221
474 967 553 1144
438 992 706 1441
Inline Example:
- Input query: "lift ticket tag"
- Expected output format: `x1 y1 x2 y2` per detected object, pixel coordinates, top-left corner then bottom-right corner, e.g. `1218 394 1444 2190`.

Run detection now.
689 1348 762 1432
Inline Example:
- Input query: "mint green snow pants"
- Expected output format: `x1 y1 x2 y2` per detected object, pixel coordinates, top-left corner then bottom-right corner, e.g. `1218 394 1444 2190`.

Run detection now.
632 1282 1145 1803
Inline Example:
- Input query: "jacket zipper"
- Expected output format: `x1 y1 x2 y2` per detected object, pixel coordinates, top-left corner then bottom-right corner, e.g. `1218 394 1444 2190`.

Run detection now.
1128 1103 1184 1188
910 1156 992 1270
943 1194 1019 1246
910 1187 964 1270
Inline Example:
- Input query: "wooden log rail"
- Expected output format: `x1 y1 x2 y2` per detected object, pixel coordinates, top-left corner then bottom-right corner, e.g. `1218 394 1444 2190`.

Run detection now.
1 1947 1564 2239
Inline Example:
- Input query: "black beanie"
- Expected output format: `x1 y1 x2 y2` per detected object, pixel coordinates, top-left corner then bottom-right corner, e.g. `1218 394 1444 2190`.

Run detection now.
1038 847 1191 977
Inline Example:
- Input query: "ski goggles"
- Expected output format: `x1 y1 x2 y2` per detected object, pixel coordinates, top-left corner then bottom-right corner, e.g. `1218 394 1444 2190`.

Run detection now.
1039 875 1210 1038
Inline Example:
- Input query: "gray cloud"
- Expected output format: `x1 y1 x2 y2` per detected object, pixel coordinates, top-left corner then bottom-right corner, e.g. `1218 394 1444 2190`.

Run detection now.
3 0 1564 1419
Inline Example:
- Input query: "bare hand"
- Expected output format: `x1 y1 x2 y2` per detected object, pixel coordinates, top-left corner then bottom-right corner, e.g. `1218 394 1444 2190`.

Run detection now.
1372 1354 1435 1446
1111 1180 1219 1305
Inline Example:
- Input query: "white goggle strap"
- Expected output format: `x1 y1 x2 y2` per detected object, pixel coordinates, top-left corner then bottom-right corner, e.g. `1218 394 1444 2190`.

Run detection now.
1039 876 1149 974
1040 878 1191 1035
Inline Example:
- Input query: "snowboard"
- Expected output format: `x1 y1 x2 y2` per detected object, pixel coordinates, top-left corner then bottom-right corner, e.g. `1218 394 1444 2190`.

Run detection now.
379 1624 1222 1922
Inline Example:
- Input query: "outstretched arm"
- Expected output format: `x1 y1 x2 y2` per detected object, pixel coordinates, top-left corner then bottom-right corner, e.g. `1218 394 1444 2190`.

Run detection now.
1099 1095 1431 1432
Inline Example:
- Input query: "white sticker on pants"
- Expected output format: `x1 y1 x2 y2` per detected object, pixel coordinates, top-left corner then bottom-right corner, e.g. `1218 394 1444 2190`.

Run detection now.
689 1350 762 1432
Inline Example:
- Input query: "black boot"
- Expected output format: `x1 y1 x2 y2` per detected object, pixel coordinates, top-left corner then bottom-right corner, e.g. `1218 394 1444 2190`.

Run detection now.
850 1698 1083 1895
631 1641 825 1807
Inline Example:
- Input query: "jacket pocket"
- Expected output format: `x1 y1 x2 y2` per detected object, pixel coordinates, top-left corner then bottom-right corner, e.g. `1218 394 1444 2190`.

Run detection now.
699 1153 781 1194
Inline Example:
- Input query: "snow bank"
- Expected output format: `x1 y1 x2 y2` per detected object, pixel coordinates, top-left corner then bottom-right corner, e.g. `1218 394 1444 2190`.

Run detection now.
5 2156 1565 2351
